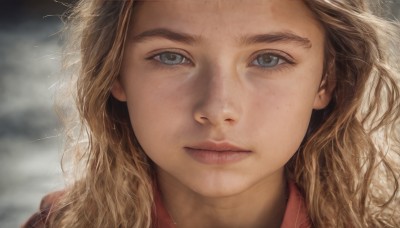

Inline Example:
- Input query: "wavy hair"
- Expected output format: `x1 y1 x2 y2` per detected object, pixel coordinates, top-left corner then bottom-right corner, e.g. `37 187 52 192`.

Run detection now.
285 0 400 227
53 0 400 227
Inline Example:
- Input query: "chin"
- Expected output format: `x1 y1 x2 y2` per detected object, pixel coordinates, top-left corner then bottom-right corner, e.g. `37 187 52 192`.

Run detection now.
187 174 256 198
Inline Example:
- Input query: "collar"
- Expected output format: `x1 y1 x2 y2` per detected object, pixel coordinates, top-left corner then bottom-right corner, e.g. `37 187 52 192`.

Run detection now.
152 181 311 228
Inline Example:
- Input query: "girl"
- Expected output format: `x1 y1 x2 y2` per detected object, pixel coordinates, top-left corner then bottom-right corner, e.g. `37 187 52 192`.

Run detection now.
24 0 400 227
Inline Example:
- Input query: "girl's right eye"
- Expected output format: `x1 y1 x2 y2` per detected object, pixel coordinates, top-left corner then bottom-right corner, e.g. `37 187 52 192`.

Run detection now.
151 52 191 65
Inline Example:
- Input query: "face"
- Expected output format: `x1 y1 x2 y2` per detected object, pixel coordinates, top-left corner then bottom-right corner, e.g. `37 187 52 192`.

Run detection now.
113 0 331 197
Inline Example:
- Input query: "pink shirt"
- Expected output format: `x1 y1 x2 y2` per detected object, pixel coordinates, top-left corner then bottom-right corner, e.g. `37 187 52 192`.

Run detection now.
152 182 311 228
23 182 311 228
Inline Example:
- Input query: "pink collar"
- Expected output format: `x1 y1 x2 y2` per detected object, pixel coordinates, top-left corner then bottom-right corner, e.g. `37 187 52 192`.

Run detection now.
152 182 311 228
280 182 311 228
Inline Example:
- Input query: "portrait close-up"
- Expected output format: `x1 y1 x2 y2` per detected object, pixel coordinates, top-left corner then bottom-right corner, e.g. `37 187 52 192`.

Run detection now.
0 0 400 228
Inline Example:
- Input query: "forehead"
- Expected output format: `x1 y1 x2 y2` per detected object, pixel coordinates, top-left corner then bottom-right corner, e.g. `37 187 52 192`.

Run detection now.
131 0 324 46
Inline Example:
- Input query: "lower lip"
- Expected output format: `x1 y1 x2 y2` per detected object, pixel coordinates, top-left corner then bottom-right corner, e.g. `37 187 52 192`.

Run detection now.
185 148 251 165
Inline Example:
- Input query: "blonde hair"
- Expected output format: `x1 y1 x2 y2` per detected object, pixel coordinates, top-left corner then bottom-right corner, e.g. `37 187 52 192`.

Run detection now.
288 0 400 227
53 0 400 227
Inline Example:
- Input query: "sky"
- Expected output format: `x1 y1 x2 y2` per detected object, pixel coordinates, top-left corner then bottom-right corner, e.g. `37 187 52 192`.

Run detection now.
0 0 399 227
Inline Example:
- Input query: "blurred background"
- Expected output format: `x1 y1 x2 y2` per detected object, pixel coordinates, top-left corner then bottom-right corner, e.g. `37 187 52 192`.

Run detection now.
0 0 399 227
0 0 74 227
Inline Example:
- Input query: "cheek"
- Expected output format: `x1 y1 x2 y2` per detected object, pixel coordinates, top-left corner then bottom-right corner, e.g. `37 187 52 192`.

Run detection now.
122 78 189 154
247 77 318 156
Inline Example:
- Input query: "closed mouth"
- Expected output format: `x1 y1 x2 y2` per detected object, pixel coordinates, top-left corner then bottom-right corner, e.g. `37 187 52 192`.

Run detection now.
184 141 252 164
185 141 251 152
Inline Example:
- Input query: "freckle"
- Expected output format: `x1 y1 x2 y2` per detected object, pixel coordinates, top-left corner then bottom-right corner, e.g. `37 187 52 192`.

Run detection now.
267 4 276 17
269 4 275 12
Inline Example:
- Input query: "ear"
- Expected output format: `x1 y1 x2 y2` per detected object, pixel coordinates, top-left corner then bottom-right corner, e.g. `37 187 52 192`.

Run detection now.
313 74 336 110
110 78 127 101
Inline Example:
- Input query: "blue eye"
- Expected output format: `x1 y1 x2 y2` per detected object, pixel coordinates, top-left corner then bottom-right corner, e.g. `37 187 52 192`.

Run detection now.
154 52 189 65
252 53 286 68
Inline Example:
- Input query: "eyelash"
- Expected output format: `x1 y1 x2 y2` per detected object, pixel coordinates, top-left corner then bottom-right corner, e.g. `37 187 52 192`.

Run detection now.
146 50 295 71
146 50 193 68
248 50 295 72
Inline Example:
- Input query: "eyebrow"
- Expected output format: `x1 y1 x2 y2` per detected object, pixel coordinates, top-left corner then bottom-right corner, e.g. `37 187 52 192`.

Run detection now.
240 32 312 49
132 28 198 44
131 28 312 49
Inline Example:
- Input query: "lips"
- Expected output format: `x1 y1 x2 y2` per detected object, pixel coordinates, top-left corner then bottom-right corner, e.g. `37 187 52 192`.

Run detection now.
184 141 252 164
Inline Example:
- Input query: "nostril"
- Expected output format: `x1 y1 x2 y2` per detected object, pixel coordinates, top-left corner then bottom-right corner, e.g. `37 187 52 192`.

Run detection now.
196 116 209 124
194 103 240 126
224 118 234 123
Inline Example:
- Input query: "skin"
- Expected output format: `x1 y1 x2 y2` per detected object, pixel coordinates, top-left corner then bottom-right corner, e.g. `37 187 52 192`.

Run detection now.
112 0 332 227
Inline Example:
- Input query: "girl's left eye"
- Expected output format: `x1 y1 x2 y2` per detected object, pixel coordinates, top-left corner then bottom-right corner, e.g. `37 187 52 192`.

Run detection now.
152 52 190 65
251 53 289 68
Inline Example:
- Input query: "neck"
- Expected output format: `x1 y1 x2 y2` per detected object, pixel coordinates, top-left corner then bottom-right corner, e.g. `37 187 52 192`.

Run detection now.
157 169 288 228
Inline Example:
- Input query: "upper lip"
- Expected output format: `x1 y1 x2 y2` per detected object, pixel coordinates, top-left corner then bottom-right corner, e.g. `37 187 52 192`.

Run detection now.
185 141 251 152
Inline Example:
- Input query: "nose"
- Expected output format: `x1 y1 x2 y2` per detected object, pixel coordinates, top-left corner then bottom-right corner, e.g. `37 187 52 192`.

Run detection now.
193 65 242 127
